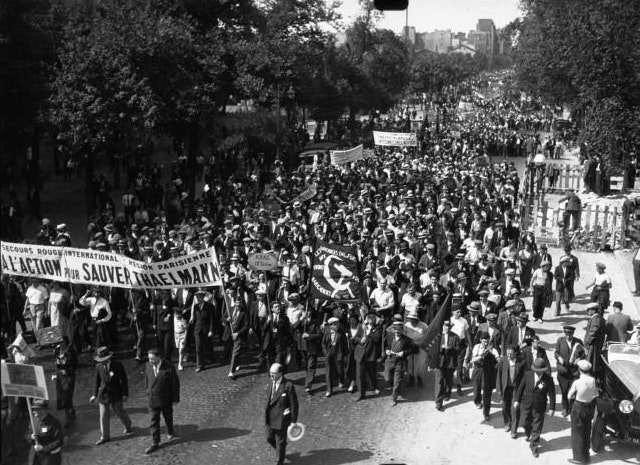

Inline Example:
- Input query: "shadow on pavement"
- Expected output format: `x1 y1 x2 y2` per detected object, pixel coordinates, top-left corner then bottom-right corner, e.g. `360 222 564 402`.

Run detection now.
175 424 252 443
287 448 374 465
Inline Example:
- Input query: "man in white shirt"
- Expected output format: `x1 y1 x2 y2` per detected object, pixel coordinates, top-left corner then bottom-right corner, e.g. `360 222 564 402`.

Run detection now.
450 308 471 393
400 284 421 316
24 279 49 331
370 279 395 319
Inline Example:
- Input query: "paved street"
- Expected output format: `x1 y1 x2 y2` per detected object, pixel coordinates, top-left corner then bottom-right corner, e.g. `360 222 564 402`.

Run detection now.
3 247 634 465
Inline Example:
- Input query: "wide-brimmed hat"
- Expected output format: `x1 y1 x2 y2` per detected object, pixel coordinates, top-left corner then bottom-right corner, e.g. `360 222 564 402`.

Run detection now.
467 301 481 313
94 346 113 363
531 357 549 372
327 317 339 325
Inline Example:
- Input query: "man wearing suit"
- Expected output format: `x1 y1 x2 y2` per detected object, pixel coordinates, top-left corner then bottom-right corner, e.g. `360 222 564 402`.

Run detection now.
475 313 503 355
298 311 324 393
144 347 180 454
263 303 292 368
384 316 419 406
190 289 215 372
558 190 582 232
322 317 348 397
265 363 299 465
605 301 633 343
496 345 526 438
89 347 132 445
514 358 556 457
583 303 606 377
469 332 501 421
504 314 536 357
429 320 461 411
227 294 250 379
554 256 575 315
353 312 383 401
554 325 585 417
152 289 176 361
27 399 65 465
465 302 485 343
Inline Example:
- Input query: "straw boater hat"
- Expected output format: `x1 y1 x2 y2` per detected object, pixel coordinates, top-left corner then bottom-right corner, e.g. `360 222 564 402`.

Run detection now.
94 346 113 363
531 357 549 372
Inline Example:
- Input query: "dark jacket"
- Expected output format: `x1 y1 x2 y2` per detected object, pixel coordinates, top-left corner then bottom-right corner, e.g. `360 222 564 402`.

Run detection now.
554 336 585 378
144 360 180 409
427 331 461 370
27 412 64 464
94 359 128 404
515 371 556 411
152 297 176 332
504 325 536 349
191 300 215 335
262 313 291 352
553 265 575 293
322 328 348 359
496 358 526 395
297 319 323 355
354 324 383 363
265 377 299 430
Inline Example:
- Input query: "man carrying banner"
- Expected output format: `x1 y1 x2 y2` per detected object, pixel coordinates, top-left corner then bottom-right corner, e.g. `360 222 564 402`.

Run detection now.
28 399 64 465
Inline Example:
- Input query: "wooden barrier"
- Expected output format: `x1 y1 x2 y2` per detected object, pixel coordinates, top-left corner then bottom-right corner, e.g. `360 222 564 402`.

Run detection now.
540 163 584 192
531 200 624 250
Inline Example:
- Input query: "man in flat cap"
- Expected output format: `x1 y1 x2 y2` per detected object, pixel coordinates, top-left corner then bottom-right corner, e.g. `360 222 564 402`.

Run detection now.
554 325 585 417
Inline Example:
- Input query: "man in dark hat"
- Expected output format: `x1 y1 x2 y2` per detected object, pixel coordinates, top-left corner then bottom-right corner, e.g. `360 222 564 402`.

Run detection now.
505 313 536 354
384 315 419 406
28 399 64 465
190 289 215 372
144 347 180 454
429 319 461 411
583 303 605 377
514 358 556 457
469 331 500 421
89 347 133 445
496 345 526 438
265 362 299 465
353 312 382 401
554 325 585 417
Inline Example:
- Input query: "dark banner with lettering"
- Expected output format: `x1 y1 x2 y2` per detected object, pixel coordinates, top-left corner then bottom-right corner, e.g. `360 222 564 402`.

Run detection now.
310 240 362 302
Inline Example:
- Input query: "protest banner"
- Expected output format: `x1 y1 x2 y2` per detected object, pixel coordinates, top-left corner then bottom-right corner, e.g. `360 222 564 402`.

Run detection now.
1 361 49 400
372 131 417 147
35 326 64 347
0 241 222 290
292 183 317 203
330 145 364 165
362 149 375 159
310 240 362 302
248 252 279 271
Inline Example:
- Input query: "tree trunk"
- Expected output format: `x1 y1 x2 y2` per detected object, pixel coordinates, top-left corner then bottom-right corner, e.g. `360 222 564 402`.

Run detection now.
186 125 200 204
85 152 94 220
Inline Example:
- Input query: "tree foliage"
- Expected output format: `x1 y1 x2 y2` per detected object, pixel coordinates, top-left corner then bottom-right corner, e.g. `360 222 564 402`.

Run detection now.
514 0 640 166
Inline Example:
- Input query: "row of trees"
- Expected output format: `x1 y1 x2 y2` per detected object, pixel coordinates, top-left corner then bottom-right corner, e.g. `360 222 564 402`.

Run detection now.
514 0 640 169
1 0 505 197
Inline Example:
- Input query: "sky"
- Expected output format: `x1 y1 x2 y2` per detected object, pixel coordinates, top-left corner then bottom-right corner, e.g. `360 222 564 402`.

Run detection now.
336 0 522 34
